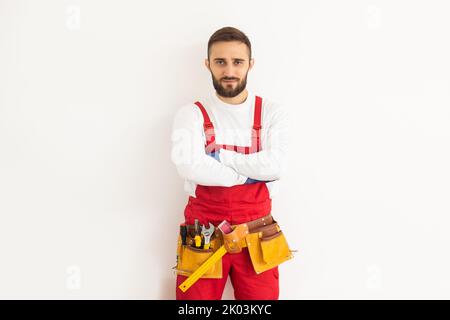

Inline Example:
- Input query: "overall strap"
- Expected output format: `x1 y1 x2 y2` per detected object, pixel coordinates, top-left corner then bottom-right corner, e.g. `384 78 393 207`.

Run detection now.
252 95 263 152
194 101 216 152
194 95 263 154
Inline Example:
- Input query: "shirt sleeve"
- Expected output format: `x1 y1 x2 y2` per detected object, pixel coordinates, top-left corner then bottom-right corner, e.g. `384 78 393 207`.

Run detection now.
171 103 248 187
219 102 289 181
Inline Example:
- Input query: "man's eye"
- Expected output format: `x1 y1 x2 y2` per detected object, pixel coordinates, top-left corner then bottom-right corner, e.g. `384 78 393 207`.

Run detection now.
215 61 242 65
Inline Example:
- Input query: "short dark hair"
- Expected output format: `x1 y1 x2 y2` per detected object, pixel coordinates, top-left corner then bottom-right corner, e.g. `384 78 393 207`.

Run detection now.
207 26 252 60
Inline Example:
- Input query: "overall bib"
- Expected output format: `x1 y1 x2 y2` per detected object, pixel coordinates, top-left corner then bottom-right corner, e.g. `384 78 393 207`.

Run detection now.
175 96 280 300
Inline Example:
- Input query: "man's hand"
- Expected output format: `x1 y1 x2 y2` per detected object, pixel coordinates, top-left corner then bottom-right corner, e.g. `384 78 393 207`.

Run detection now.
244 177 274 184
244 177 263 184
206 149 221 162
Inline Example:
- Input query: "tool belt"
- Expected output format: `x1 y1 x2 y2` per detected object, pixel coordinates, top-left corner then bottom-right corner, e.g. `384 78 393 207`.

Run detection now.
175 214 294 279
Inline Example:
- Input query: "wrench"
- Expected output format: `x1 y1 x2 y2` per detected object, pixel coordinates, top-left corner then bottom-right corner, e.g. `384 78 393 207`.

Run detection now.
201 223 215 249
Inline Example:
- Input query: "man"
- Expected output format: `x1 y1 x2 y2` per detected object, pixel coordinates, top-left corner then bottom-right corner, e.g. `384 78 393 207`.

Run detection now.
171 26 289 300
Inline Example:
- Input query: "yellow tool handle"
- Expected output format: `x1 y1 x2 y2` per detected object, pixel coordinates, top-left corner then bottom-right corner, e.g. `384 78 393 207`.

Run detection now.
178 245 227 293
194 235 202 247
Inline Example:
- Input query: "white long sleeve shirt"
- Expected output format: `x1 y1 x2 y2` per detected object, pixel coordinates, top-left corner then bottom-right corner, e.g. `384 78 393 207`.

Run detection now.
171 90 289 199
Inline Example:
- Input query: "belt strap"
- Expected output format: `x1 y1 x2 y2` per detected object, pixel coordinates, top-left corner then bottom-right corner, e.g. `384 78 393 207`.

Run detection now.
245 214 273 232
185 214 273 235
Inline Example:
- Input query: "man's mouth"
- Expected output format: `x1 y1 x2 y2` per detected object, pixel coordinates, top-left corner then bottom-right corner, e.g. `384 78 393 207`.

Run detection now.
223 79 237 83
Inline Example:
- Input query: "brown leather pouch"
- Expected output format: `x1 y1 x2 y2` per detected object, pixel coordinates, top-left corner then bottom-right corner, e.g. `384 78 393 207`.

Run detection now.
251 222 280 238
245 222 294 274
222 224 249 254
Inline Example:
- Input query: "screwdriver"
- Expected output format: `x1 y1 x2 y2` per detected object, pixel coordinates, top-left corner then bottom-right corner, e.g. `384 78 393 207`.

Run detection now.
194 219 202 248
179 223 187 245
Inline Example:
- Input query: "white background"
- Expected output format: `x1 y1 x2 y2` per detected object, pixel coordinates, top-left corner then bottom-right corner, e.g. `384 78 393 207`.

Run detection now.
1 0 450 299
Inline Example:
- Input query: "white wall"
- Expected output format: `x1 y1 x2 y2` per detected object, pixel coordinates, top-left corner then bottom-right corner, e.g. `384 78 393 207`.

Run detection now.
1 0 450 299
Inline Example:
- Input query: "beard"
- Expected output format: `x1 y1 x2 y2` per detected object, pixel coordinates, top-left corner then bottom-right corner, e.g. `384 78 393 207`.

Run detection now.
211 71 248 98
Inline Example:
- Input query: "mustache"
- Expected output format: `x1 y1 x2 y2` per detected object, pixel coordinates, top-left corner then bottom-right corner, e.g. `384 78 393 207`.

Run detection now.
222 77 239 81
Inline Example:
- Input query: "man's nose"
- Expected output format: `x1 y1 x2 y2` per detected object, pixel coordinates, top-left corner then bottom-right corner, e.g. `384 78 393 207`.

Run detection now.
223 65 236 78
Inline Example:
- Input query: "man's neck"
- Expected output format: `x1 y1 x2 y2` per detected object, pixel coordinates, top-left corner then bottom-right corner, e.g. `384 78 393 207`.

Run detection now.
215 89 248 105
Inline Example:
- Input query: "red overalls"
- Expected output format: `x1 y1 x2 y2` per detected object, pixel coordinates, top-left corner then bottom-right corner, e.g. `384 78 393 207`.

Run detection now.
175 96 279 300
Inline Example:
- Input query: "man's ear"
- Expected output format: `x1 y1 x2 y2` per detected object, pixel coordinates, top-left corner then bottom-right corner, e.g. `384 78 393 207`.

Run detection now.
249 58 255 71
204 58 210 71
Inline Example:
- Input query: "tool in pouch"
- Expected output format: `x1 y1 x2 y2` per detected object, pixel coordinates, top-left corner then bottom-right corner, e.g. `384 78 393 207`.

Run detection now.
179 224 187 245
178 220 250 293
193 219 202 248
201 223 214 249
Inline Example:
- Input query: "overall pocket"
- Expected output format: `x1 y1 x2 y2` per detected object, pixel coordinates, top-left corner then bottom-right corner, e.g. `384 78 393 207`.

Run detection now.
245 224 293 274
175 235 223 279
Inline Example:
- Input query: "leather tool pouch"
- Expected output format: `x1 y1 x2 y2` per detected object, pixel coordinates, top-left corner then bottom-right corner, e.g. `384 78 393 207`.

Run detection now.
174 217 294 279
222 224 249 254
175 233 223 279
245 221 294 274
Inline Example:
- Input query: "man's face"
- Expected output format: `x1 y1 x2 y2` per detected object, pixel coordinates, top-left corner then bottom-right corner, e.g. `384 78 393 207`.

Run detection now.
205 41 254 98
